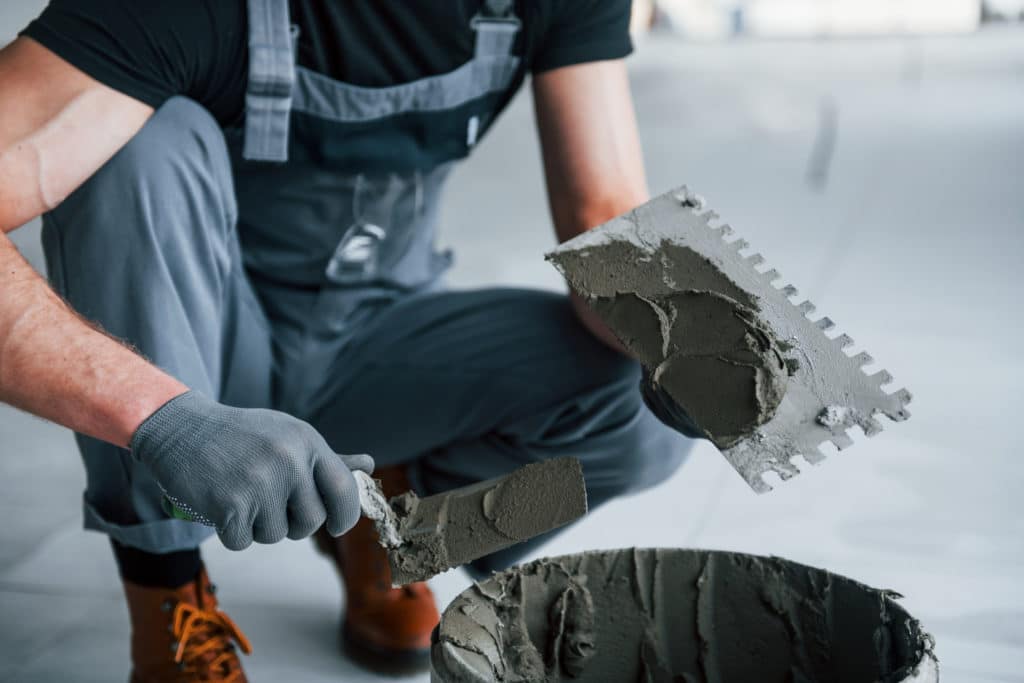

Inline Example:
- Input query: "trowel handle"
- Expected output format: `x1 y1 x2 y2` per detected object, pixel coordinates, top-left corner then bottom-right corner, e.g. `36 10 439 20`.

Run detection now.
162 471 387 530
161 496 206 524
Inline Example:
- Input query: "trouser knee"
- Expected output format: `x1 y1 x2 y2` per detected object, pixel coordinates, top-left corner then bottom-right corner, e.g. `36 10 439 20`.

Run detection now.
42 97 236 293
40 97 242 394
591 423 690 502
574 372 692 504
37 99 267 551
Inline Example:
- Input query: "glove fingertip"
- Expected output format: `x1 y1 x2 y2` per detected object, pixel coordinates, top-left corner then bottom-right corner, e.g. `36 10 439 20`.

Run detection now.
220 534 252 552
340 453 374 474
325 506 359 537
218 517 254 552
315 460 362 538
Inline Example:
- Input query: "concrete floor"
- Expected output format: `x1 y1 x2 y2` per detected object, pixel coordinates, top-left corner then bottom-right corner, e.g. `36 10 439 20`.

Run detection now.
2 7 1023 681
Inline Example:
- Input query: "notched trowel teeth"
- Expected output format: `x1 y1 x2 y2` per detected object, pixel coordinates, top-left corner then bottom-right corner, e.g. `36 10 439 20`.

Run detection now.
545 186 913 494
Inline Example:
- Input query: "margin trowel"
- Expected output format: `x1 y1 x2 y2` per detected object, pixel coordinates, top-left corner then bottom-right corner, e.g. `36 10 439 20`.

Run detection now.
165 455 587 585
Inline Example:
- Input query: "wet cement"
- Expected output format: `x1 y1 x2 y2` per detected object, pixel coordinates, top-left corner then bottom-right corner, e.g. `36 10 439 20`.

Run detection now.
546 188 914 493
432 548 936 682
548 240 792 448
386 457 587 586
355 471 403 548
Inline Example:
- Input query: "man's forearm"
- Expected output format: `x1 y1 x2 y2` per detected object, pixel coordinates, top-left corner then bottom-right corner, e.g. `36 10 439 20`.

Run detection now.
532 61 649 356
0 234 187 447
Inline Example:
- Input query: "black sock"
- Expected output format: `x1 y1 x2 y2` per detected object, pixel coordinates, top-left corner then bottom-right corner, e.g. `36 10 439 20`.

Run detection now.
111 540 203 589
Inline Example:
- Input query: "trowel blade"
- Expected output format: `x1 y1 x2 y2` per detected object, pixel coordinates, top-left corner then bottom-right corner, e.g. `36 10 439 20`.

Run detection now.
384 457 587 585
546 187 912 493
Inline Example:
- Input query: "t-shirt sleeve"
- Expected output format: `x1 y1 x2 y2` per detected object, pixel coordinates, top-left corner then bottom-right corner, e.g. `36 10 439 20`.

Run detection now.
20 0 248 126
532 0 634 74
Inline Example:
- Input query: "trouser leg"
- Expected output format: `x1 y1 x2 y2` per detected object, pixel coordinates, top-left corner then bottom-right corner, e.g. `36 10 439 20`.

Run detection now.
304 288 692 573
41 97 272 553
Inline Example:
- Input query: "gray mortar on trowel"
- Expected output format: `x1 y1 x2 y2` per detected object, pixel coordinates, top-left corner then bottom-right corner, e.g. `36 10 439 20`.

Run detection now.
547 187 912 492
431 548 939 682
371 458 587 586
551 236 792 448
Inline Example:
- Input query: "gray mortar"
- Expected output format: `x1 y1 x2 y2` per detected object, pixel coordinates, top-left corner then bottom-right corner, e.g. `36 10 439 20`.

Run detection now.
554 239 792 448
386 457 587 586
355 471 403 548
547 186 912 492
431 548 939 683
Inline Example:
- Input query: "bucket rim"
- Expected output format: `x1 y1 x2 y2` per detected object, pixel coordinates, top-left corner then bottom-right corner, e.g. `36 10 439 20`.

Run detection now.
431 547 939 683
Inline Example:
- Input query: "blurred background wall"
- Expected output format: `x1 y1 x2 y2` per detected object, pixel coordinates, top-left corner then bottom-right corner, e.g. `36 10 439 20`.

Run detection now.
632 0 1024 38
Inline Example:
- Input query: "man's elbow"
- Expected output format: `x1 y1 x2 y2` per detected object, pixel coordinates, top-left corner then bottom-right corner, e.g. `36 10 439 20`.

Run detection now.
554 190 647 243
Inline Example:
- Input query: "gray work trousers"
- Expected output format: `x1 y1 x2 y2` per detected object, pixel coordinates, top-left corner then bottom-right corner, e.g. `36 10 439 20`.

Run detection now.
41 98 691 570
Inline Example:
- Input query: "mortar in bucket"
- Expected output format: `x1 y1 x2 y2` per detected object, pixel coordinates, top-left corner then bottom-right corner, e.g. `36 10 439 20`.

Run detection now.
431 548 938 682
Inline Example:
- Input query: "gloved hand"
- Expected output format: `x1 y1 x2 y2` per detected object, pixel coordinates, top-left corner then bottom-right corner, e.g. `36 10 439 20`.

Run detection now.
640 368 706 441
130 391 373 550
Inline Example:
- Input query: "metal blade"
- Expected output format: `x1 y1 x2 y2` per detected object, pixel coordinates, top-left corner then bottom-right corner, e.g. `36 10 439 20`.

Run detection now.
547 187 911 493
386 457 588 585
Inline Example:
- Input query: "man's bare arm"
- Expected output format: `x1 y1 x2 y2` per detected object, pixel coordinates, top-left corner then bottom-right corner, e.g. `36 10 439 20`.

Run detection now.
0 39 367 546
0 38 188 447
532 59 649 353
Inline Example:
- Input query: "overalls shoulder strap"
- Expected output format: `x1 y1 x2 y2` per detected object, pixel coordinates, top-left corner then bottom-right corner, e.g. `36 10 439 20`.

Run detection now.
472 0 521 58
243 0 295 162
242 0 524 162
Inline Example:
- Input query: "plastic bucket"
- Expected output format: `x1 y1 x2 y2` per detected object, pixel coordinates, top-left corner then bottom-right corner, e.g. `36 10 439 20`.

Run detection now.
431 548 938 682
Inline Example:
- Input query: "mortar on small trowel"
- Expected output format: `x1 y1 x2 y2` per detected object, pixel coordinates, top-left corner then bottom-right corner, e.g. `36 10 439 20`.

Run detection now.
356 457 588 586
547 187 913 492
431 548 939 683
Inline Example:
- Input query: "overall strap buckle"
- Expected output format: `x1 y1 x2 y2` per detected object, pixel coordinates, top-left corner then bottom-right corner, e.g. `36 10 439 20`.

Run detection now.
471 0 521 58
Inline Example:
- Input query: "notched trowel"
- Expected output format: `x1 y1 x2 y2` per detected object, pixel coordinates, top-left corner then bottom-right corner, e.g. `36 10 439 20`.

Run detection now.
546 187 912 493
356 456 587 585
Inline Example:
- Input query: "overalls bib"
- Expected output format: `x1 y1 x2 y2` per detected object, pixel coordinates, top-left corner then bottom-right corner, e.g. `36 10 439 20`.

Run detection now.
227 0 522 414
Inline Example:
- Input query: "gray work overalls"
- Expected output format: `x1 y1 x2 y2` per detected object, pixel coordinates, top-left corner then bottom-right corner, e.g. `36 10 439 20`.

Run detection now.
41 0 689 562
231 0 522 420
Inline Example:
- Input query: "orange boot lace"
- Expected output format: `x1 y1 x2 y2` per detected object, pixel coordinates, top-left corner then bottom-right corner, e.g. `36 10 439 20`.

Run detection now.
167 598 252 682
124 568 252 683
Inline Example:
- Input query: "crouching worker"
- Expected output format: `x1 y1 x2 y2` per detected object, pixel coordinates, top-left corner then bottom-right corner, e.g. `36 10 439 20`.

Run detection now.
0 0 691 679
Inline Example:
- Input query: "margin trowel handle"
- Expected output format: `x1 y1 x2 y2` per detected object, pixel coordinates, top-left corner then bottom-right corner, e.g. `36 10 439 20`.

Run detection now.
161 471 400 545
160 495 207 524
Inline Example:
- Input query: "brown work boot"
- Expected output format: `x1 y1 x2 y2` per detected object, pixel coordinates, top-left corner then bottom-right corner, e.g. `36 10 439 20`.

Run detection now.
315 465 439 674
123 567 252 682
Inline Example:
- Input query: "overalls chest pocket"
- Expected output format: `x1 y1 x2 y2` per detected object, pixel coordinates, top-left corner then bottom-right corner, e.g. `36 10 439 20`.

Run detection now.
237 0 522 291
288 40 521 172
291 12 521 289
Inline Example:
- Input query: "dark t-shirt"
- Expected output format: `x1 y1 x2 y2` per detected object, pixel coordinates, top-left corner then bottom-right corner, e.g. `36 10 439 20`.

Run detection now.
21 0 633 129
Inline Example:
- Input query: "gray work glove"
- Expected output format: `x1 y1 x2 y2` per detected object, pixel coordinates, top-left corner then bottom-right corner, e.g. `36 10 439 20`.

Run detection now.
130 391 373 551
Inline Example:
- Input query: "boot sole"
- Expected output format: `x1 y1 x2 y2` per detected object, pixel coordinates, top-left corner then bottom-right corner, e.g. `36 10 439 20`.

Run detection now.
341 623 431 676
